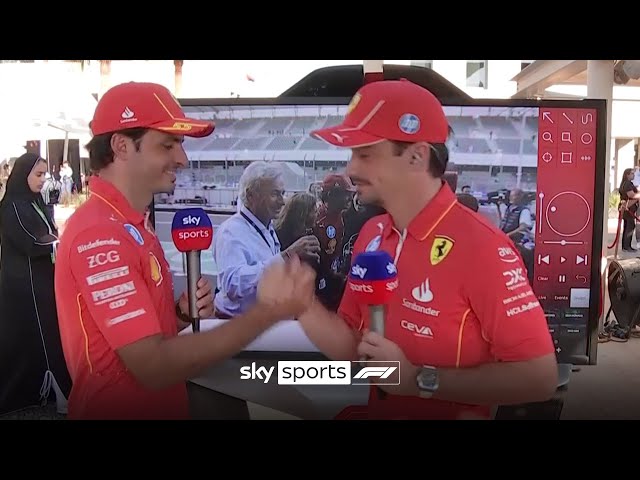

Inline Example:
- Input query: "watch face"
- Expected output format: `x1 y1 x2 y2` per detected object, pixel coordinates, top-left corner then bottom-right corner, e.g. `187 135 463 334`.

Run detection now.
418 368 438 390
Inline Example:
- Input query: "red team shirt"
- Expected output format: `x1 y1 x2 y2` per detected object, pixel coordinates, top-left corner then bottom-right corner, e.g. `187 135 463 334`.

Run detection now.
54 176 189 420
338 182 555 420
314 208 345 273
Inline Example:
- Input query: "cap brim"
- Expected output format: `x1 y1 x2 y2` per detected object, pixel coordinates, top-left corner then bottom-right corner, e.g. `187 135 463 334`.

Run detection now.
154 117 215 138
311 124 385 148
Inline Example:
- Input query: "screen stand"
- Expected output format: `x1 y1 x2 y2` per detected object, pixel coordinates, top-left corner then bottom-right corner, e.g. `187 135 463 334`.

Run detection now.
187 381 251 420
493 363 572 420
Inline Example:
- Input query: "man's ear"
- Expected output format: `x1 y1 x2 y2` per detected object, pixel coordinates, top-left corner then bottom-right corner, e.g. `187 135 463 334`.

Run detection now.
410 143 430 168
244 189 255 207
110 133 131 159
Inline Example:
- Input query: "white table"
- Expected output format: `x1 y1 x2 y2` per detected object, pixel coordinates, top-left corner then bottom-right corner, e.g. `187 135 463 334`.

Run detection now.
180 319 369 420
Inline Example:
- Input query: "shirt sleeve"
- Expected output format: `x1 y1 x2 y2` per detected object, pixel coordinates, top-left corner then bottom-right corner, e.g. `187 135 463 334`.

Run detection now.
465 237 555 362
66 225 163 350
2 201 56 258
214 226 283 302
621 181 637 198
519 209 532 227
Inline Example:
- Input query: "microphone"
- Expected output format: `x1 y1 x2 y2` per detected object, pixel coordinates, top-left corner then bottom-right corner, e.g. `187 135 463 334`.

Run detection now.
347 250 398 337
171 208 213 333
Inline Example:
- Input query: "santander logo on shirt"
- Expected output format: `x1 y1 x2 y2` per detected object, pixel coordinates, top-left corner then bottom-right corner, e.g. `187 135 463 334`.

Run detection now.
402 277 440 317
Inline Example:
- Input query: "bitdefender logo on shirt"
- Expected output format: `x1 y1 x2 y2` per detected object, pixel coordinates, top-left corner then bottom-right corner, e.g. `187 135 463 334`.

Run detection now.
239 360 401 386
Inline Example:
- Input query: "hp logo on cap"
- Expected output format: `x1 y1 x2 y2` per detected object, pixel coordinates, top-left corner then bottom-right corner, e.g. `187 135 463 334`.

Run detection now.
398 113 420 135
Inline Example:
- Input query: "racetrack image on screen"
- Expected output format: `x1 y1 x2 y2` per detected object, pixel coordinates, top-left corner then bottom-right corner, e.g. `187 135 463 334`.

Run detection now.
153 103 351 278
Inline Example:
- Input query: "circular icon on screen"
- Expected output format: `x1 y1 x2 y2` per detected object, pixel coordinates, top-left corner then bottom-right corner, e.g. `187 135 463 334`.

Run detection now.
545 191 591 237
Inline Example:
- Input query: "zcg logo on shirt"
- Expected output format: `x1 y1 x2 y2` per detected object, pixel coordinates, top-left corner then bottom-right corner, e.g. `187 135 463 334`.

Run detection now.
87 250 120 269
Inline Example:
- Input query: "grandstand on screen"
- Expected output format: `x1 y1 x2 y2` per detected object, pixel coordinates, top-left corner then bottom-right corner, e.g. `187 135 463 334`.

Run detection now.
164 104 538 208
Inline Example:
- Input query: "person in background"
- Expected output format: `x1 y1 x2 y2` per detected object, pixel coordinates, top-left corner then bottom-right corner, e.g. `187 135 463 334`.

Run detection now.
214 161 320 318
60 161 74 205
0 163 10 202
619 168 639 252
457 192 479 212
41 172 62 220
460 184 472 194
0 153 71 417
274 192 318 251
313 174 355 311
498 188 532 244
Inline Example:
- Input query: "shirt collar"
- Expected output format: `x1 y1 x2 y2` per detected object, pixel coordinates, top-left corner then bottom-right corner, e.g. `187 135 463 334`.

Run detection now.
240 205 272 231
382 181 458 242
88 176 146 225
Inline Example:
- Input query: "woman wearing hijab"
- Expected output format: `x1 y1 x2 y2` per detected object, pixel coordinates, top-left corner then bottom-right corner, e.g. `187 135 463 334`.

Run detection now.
0 153 71 416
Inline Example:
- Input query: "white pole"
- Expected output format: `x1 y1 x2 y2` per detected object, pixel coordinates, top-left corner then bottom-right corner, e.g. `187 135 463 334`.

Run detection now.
363 60 384 84
586 60 614 338
63 130 69 165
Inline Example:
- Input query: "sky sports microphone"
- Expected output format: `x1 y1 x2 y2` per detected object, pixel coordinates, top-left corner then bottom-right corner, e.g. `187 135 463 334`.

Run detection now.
347 250 398 337
171 208 213 333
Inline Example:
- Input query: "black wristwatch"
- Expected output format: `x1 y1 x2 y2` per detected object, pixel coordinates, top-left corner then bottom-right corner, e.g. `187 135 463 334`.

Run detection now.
175 301 191 324
416 366 440 399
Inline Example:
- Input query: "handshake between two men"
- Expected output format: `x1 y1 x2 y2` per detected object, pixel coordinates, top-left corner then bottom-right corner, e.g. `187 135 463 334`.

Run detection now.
188 253 318 326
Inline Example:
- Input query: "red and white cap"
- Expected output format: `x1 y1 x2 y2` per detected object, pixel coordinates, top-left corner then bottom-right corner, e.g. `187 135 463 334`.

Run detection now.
311 79 449 148
90 82 215 138
322 173 356 192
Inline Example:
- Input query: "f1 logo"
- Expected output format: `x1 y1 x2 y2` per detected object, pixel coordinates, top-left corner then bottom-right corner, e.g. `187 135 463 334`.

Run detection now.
353 367 397 379
351 361 401 386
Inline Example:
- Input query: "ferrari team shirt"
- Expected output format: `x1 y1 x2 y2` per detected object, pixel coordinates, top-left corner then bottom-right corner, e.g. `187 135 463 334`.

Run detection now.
338 181 555 420
54 176 189 420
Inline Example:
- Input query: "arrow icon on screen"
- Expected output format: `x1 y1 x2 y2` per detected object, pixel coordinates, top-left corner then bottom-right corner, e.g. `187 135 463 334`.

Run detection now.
542 111 554 123
538 254 550 265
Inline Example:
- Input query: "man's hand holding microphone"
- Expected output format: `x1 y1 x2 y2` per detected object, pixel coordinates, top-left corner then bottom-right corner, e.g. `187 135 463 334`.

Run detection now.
348 251 421 396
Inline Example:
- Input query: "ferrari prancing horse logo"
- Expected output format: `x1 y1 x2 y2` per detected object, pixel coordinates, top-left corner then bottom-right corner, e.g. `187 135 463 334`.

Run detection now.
430 235 454 266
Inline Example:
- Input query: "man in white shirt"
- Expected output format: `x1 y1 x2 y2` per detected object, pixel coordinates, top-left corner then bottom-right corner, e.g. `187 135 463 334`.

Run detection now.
213 161 321 318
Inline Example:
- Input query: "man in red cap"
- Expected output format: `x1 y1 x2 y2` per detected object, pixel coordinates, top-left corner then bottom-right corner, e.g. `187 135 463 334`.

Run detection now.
313 174 355 311
297 79 558 419
54 82 317 420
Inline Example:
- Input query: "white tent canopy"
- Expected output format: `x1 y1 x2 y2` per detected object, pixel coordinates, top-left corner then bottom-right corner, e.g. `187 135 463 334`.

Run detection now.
0 64 96 159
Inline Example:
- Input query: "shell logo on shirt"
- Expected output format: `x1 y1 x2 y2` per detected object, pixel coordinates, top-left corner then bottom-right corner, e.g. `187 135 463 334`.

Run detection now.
430 235 454 266
347 93 361 114
149 252 163 286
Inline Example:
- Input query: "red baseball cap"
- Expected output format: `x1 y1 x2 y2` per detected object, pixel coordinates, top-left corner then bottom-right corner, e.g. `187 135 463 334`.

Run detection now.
311 79 449 148
90 82 215 138
322 174 356 192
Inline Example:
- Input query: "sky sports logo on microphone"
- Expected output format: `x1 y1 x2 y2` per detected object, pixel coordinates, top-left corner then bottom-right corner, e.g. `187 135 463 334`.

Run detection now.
171 208 213 252
239 361 401 386
348 251 398 296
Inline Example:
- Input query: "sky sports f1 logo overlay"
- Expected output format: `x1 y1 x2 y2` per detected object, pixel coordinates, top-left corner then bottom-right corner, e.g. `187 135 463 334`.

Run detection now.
239 361 401 386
